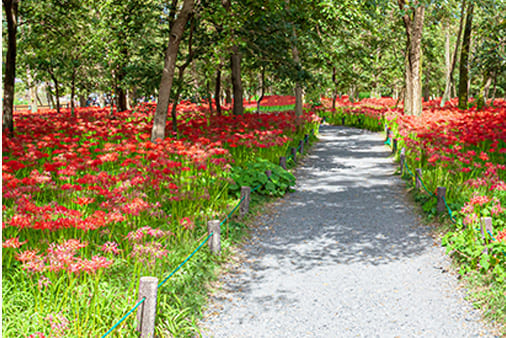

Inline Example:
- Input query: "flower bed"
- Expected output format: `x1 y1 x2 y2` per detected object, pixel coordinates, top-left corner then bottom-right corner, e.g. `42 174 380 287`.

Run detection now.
2 103 319 337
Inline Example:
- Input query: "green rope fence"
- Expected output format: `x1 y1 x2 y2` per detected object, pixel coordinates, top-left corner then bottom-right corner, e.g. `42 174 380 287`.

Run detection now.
101 127 317 337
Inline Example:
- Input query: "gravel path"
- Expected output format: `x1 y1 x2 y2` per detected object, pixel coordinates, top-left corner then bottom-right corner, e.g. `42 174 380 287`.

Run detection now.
199 126 494 337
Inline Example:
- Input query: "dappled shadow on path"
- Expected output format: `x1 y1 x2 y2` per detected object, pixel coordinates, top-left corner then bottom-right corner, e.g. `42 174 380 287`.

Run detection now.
218 126 431 304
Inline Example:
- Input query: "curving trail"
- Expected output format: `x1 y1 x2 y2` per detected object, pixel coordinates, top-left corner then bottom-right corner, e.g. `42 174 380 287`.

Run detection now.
199 126 493 337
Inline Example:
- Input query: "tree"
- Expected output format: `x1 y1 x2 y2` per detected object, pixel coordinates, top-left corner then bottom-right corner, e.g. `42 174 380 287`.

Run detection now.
457 0 474 109
440 0 465 107
398 0 425 116
151 0 195 142
3 0 19 134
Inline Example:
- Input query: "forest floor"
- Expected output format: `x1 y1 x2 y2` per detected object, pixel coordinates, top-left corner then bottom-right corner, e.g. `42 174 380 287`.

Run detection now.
198 125 498 337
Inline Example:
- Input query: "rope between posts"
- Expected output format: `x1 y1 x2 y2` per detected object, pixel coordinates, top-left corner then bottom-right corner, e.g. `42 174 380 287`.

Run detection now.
400 153 454 222
442 195 456 223
102 130 316 337
158 232 213 288
101 297 146 338
486 230 506 257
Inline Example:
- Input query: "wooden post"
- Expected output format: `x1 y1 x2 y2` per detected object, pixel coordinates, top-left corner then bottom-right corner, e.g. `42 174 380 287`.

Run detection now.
207 220 221 255
358 117 362 125
291 147 297 162
265 170 272 178
400 147 406 176
341 116 345 125
298 140 304 154
392 138 398 154
240 186 251 218
480 217 493 254
279 156 287 170
304 134 309 144
436 187 446 214
385 128 390 142
136 276 159 338
415 168 422 190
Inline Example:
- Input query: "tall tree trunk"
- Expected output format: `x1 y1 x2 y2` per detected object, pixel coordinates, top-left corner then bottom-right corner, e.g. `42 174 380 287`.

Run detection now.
458 2 474 110
70 68 76 117
291 28 303 116
27 67 38 113
49 70 61 114
215 67 222 115
3 0 19 135
79 94 87 107
170 17 195 134
256 66 265 114
207 81 214 115
398 0 425 116
116 81 128 112
151 0 194 141
331 67 337 110
441 2 466 107
225 85 231 104
423 67 430 102
231 45 244 115
45 82 55 108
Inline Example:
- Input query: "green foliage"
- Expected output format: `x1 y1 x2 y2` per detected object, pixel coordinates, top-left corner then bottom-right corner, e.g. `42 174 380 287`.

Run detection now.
229 159 295 198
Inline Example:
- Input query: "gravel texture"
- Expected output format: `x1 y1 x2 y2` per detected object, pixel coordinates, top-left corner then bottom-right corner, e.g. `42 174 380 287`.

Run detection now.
199 126 494 337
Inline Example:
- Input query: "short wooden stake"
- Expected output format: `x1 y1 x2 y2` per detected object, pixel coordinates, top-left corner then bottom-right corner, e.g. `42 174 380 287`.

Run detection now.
341 116 345 125
385 128 390 142
392 138 398 154
400 147 406 176
265 169 272 178
279 156 287 170
304 134 309 144
207 220 221 255
415 168 422 190
240 186 251 218
298 140 304 154
480 217 493 254
291 147 297 162
436 187 446 214
136 276 159 338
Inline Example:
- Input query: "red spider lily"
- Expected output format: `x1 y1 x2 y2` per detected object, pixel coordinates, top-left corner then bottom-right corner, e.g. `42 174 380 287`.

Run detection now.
2 237 28 248
497 230 506 243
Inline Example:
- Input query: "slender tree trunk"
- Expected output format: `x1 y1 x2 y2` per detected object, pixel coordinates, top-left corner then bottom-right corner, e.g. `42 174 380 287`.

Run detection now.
36 88 43 106
256 66 265 114
215 67 222 115
79 94 87 107
170 17 195 134
116 83 128 112
3 0 19 135
207 81 214 115
48 69 61 114
423 67 430 102
441 2 466 107
331 67 337 110
27 67 38 113
225 84 231 104
458 2 474 110
71 68 76 117
398 0 425 116
231 45 244 115
151 0 194 141
291 28 303 116
46 82 55 108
